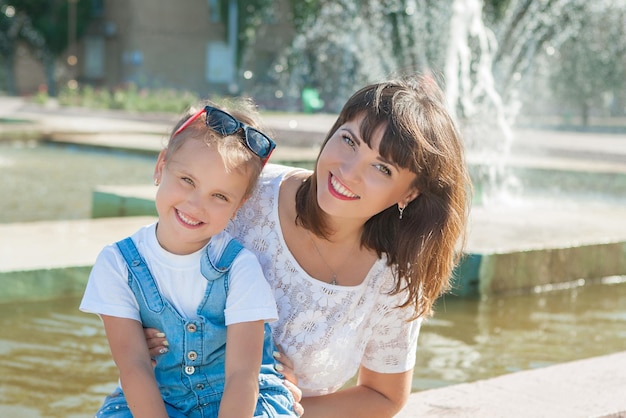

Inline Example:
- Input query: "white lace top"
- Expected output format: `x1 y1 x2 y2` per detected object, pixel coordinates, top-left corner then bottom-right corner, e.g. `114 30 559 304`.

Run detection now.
227 164 422 396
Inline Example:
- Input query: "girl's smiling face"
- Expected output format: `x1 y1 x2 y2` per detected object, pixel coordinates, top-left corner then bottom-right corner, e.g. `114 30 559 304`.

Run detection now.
153 138 250 255
315 113 419 223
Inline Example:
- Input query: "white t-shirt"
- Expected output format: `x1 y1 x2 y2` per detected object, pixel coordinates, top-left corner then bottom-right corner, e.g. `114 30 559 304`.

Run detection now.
227 164 422 396
80 223 277 326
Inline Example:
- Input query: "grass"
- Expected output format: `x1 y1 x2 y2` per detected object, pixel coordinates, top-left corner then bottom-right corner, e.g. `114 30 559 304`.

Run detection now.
33 83 203 115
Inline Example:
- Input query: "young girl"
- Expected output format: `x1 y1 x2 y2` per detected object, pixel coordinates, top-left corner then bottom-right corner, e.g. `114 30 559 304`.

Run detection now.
147 75 472 417
80 100 296 417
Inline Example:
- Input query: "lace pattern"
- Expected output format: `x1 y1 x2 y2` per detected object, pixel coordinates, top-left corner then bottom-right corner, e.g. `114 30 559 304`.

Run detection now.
228 164 421 396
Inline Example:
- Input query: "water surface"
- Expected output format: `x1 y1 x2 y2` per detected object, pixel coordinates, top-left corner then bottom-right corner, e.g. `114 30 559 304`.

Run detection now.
0 140 155 223
414 276 626 390
1 279 625 417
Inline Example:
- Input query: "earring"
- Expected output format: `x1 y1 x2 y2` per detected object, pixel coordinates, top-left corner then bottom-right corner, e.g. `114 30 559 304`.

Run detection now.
154 178 160 186
398 205 405 220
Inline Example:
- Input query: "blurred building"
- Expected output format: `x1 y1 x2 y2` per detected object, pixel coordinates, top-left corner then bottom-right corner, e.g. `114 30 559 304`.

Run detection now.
16 0 294 97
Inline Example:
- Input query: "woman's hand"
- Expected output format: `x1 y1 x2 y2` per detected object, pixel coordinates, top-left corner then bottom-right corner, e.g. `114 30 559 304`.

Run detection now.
144 327 169 357
273 351 304 416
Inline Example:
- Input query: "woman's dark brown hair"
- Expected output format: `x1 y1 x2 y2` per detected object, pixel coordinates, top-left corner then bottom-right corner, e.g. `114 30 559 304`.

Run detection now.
296 75 471 319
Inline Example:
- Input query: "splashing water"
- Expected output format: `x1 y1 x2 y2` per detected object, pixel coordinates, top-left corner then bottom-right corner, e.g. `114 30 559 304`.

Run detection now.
245 0 625 205
444 0 517 204
250 0 518 202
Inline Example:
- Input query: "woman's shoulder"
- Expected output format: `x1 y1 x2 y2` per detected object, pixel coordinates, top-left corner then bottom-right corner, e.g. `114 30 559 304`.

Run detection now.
248 164 310 202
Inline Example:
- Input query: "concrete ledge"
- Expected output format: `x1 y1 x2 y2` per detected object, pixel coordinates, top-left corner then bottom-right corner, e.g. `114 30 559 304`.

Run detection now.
478 242 626 294
92 185 158 218
396 351 626 418
453 242 626 297
0 266 92 303
455 203 626 297
0 216 155 302
89 186 626 298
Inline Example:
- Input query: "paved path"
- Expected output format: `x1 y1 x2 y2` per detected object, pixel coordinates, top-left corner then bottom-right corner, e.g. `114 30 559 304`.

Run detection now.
396 351 626 418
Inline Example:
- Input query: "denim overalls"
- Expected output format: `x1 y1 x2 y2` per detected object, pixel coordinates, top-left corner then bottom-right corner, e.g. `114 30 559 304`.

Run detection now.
95 237 295 418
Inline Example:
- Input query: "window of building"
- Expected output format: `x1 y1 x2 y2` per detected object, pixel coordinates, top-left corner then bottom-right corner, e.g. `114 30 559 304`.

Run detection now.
208 0 221 22
90 0 103 17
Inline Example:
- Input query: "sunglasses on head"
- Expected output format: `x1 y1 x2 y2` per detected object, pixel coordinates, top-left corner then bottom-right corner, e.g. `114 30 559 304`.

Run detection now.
173 105 276 163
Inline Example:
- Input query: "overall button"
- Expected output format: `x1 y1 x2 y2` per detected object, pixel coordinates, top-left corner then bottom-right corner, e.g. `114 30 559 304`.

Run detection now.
187 351 198 361
186 323 197 333
185 366 195 375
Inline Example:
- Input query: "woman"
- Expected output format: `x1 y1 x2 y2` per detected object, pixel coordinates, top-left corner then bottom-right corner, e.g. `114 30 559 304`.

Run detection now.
147 75 471 417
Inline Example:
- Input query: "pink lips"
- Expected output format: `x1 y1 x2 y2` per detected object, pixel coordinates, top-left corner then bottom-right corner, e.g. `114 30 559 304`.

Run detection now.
327 173 360 201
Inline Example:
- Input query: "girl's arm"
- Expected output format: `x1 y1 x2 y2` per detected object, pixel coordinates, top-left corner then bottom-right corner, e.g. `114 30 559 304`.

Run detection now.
299 366 413 418
101 315 169 418
218 320 265 418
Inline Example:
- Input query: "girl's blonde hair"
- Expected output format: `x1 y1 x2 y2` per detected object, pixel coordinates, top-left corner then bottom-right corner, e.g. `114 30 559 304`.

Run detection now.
166 98 268 199
296 75 472 319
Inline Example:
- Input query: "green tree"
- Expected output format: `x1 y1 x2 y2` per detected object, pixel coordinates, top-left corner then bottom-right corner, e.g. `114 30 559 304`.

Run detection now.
548 5 626 126
0 5 22 94
1 0 92 96
0 4 43 94
287 0 320 32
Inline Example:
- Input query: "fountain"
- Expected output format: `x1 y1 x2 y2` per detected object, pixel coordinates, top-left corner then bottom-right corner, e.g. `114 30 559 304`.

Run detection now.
247 0 625 198
243 0 626 297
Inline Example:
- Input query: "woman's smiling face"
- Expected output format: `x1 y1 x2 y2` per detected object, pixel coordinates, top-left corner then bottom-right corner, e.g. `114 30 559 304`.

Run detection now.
315 113 419 222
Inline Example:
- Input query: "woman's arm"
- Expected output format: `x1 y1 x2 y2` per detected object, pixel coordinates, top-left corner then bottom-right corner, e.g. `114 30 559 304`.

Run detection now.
274 351 411 417
102 315 168 418
218 320 265 418
299 366 413 418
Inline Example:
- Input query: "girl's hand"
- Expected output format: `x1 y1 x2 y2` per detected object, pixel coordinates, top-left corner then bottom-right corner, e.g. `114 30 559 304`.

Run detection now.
273 351 304 416
143 327 169 357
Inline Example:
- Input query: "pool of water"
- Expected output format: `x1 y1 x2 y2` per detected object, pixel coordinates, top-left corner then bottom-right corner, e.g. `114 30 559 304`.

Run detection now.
0 140 156 223
414 276 626 390
0 297 116 418
1 279 625 417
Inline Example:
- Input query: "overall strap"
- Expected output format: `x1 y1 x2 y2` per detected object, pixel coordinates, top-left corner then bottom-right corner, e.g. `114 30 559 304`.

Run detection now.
200 239 244 295
216 239 244 270
115 237 165 312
